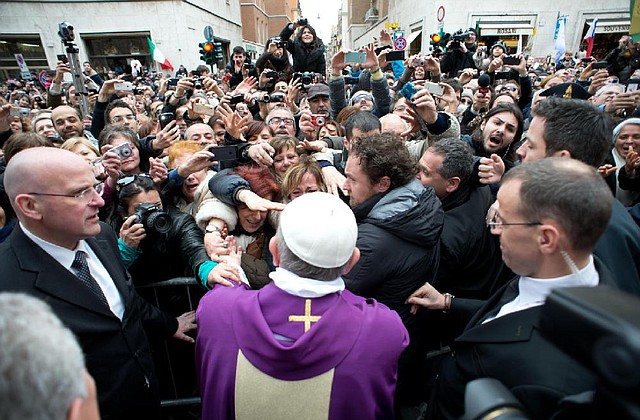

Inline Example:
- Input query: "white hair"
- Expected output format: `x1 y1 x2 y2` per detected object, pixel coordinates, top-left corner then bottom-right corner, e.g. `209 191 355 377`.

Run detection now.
0 293 86 420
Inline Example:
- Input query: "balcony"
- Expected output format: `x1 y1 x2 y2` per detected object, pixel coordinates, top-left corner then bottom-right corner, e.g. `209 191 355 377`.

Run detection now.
364 8 379 23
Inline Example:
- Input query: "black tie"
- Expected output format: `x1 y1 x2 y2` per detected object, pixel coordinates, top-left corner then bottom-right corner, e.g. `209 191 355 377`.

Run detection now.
72 250 109 308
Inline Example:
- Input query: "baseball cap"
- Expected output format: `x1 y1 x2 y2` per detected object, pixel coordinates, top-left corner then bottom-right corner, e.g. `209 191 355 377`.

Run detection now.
279 192 357 268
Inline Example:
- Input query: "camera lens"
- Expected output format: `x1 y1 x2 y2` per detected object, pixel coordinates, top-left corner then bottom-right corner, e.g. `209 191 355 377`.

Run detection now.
146 211 172 234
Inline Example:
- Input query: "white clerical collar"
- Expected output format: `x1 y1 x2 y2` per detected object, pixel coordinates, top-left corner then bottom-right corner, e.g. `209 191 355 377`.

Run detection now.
488 255 599 322
269 267 345 298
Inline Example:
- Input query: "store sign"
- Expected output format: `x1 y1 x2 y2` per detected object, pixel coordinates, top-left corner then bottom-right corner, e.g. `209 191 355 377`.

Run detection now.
482 28 534 36
596 24 630 34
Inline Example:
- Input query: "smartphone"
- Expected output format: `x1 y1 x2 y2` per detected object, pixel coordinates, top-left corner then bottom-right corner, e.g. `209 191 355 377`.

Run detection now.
242 63 255 70
158 112 176 129
56 54 68 64
626 79 640 92
401 83 419 101
592 61 608 70
385 50 405 61
344 51 367 64
424 81 444 96
167 78 179 86
208 145 238 161
494 71 511 80
192 102 215 116
502 55 520 65
114 82 134 91
229 94 245 105
110 142 133 160
581 57 594 63
344 76 359 85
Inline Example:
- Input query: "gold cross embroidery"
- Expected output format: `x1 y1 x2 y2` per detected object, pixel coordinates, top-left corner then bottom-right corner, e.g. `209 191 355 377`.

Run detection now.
288 299 321 332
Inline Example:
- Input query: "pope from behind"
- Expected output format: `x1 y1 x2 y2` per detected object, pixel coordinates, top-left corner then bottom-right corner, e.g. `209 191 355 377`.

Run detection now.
195 192 409 419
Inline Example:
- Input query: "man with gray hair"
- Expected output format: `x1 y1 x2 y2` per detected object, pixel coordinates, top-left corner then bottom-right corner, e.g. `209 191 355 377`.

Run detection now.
196 192 408 419
0 292 99 420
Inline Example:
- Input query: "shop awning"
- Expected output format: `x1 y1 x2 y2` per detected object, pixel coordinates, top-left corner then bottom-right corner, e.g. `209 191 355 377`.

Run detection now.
478 23 534 36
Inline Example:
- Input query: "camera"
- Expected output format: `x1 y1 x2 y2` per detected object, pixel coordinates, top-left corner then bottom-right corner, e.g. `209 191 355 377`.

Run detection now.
192 78 203 90
229 94 245 105
271 36 287 49
259 93 286 103
10 106 31 118
452 31 471 42
265 70 279 80
310 114 326 127
133 203 172 234
293 72 314 86
133 87 146 95
57 22 75 42
298 17 308 26
158 112 175 129
110 142 133 160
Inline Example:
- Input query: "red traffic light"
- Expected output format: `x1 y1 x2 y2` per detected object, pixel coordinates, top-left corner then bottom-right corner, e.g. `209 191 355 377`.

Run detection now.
431 33 441 43
203 42 214 53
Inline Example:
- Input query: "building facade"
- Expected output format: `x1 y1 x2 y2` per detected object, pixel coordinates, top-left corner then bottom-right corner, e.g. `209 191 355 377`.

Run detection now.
0 0 243 79
336 0 630 61
240 0 300 59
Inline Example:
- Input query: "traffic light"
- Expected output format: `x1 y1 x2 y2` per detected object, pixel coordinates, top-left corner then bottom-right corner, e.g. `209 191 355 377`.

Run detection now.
430 33 442 46
199 42 214 64
213 42 224 62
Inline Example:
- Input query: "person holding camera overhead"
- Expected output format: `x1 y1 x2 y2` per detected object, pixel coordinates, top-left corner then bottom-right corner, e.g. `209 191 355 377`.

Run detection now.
280 17 326 76
255 36 293 84
439 30 478 78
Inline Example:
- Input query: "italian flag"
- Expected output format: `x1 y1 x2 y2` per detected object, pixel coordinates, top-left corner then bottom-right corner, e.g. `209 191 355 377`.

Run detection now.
147 37 174 71
583 19 598 57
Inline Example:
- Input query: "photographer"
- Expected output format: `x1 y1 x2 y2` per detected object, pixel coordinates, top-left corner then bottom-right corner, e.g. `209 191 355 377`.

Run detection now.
255 37 293 84
225 46 252 90
112 173 234 287
440 31 477 78
280 18 326 75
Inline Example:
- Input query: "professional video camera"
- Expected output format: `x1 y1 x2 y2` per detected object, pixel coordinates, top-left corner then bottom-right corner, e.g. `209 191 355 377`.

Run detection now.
57 22 90 118
463 287 640 420
449 30 472 49
133 203 172 234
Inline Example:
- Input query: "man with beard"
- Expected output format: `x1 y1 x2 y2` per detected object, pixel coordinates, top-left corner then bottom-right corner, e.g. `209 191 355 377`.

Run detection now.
51 105 98 145
462 103 524 174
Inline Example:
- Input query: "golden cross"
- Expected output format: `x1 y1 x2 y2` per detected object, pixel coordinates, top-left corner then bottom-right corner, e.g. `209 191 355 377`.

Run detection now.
288 299 321 332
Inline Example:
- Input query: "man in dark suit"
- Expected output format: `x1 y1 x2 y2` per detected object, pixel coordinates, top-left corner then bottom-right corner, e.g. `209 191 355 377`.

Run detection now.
0 148 197 419
408 158 621 419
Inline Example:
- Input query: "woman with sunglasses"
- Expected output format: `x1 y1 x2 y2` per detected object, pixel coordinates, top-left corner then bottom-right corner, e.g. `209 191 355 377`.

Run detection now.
110 173 239 287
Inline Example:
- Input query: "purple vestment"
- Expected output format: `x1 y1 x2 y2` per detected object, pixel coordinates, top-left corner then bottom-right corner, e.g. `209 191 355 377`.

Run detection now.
196 282 409 419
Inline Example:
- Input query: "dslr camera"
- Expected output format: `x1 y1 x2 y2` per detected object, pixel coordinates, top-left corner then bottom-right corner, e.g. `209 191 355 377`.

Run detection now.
133 203 172 234
293 72 315 87
298 17 308 26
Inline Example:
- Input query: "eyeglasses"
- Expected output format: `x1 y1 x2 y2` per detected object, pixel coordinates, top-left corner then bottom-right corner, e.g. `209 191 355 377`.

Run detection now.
28 184 104 201
116 173 154 188
486 212 542 231
111 114 136 123
500 86 518 93
267 117 295 126
460 98 473 105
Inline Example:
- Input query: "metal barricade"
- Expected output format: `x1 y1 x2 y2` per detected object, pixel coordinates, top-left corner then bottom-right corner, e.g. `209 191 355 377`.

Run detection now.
137 277 206 418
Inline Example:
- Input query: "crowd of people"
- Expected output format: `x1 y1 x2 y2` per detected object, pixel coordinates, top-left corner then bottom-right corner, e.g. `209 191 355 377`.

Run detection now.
1 17 640 420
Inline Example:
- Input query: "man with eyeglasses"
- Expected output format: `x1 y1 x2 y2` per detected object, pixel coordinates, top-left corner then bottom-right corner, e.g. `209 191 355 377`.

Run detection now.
408 158 624 420
0 147 203 419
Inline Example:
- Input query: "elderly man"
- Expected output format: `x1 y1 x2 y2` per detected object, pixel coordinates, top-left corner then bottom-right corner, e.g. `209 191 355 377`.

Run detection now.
409 158 623 419
185 122 217 147
306 83 331 116
196 192 408 419
0 148 201 419
0 293 99 420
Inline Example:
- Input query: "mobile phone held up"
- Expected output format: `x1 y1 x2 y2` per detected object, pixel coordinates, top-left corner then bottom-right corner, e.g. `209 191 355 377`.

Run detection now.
344 51 367 64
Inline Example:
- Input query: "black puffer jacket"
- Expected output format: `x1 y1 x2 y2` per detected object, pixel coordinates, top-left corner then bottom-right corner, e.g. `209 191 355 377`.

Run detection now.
280 24 326 75
128 206 209 286
344 178 444 324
